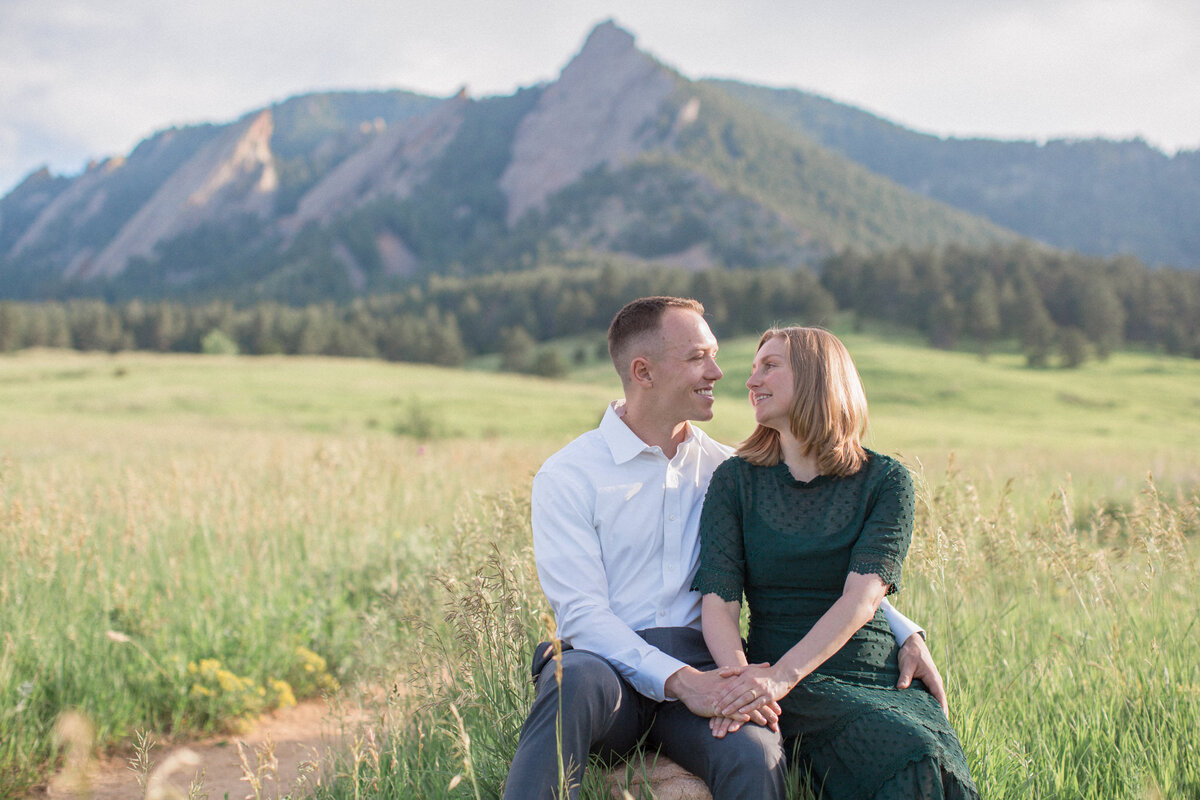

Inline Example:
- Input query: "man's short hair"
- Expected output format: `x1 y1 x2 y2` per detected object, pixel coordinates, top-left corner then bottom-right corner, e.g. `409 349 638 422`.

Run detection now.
607 296 705 380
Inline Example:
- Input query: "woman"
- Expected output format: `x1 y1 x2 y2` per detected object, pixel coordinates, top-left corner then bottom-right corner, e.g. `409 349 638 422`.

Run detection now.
691 327 977 799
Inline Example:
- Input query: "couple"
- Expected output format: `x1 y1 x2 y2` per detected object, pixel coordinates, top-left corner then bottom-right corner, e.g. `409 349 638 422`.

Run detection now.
504 297 977 799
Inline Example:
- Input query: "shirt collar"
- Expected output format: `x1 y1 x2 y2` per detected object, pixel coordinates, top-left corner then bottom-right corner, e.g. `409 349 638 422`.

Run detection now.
600 400 697 465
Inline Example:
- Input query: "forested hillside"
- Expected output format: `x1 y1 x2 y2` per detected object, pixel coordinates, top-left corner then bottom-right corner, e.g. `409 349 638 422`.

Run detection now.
2 243 1196 368
710 79 1200 269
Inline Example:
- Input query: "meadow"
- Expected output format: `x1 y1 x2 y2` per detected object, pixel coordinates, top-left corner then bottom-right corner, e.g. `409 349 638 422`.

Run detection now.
1 335 1199 799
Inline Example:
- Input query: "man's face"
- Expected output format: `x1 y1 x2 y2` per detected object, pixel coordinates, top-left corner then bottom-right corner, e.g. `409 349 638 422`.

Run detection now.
646 308 723 424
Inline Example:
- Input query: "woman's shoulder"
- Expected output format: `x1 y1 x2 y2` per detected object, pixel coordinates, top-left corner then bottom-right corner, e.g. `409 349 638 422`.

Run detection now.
714 454 752 477
862 449 915 489
712 454 767 484
863 448 900 469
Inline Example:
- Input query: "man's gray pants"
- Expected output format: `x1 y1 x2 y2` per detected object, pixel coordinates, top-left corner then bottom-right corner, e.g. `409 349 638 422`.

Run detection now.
502 627 787 800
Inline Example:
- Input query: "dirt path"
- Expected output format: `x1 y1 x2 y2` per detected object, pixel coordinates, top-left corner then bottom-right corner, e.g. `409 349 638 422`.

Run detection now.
34 698 366 800
29 696 715 800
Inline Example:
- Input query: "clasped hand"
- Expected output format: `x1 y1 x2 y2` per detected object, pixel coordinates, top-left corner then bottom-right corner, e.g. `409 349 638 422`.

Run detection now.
707 663 788 738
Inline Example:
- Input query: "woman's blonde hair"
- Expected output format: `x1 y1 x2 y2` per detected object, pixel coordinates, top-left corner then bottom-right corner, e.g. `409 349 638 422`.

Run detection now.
737 327 869 477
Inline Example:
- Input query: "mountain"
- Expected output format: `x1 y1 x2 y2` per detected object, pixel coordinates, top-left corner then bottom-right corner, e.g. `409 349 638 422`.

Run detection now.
708 79 1200 269
0 22 1015 302
1 89 443 298
4 20 1189 303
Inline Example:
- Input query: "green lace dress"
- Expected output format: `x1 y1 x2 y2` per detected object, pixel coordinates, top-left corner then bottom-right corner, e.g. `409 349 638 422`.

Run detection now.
692 452 978 800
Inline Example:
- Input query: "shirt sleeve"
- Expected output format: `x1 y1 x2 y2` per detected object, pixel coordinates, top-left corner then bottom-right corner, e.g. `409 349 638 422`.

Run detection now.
849 458 915 595
531 465 687 702
690 461 745 603
879 598 923 644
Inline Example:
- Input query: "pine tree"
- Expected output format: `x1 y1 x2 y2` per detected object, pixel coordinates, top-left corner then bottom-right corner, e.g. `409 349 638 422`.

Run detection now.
500 326 536 373
1057 327 1090 368
1012 273 1056 367
966 274 1002 358
1078 278 1125 359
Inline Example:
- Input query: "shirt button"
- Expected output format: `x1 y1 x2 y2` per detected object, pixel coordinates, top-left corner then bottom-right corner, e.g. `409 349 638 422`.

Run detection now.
658 609 667 616
669 514 677 521
666 564 676 572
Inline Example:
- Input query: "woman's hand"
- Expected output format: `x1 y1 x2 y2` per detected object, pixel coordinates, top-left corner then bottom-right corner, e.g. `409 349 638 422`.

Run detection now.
709 697 783 737
714 663 793 718
896 633 949 718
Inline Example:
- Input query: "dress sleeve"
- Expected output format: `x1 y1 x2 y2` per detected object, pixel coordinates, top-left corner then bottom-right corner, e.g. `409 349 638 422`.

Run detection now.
848 458 915 595
690 460 746 603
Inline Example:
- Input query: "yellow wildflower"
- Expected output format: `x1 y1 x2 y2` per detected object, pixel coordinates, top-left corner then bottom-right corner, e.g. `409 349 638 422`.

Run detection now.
270 679 297 708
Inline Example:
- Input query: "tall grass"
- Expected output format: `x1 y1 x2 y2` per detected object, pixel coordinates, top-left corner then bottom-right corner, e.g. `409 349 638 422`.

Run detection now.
305 466 1199 800
0 423 545 796
911 466 1200 797
4 347 1199 798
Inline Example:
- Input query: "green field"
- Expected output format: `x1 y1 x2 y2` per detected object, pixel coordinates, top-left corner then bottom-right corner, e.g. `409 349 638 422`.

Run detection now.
2 339 1199 798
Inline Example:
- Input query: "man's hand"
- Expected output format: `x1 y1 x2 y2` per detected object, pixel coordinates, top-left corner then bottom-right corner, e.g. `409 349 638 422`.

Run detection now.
896 633 949 718
666 665 783 736
712 663 792 719
664 666 738 719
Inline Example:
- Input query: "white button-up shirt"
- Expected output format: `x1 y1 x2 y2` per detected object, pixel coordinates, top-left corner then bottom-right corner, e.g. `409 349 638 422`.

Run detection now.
532 401 921 702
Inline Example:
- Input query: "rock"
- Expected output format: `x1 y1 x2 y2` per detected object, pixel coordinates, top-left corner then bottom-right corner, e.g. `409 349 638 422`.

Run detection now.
498 20 678 226
285 93 468 234
604 755 711 800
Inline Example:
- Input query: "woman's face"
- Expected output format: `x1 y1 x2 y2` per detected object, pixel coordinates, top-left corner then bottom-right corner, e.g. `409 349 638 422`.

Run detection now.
746 335 793 431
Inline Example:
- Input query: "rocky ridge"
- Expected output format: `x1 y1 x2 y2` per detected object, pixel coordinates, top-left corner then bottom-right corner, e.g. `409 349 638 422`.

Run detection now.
499 21 680 224
80 110 279 279
1 20 1023 299
286 92 469 234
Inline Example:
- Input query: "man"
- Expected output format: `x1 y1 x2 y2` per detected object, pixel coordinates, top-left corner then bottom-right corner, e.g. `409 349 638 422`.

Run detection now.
504 297 944 800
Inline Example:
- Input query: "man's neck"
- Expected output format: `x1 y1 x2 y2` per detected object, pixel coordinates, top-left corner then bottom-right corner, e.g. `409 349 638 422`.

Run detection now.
620 403 690 459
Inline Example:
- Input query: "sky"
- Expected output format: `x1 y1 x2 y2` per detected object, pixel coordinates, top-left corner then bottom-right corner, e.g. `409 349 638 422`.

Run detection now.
2 0 1198 196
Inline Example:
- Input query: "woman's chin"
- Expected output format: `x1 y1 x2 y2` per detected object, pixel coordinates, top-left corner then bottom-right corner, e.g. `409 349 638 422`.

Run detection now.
753 413 783 431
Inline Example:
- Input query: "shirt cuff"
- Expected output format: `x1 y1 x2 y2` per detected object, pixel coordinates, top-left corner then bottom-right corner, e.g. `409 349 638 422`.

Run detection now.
881 599 925 645
629 649 690 702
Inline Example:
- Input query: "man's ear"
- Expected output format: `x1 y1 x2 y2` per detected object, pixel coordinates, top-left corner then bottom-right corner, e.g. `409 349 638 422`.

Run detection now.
630 356 653 389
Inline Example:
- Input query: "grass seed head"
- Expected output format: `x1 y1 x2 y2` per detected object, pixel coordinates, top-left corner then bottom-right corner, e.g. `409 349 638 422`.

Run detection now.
145 748 201 800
